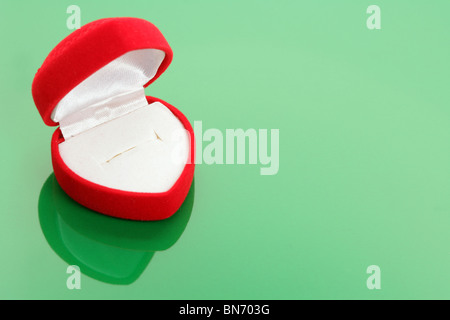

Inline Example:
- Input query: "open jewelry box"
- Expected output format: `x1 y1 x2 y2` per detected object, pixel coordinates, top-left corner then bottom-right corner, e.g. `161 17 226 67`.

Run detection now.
32 18 195 220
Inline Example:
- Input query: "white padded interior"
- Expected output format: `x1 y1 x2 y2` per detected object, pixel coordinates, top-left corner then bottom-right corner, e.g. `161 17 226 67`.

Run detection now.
59 102 190 193
53 49 190 193
52 49 166 139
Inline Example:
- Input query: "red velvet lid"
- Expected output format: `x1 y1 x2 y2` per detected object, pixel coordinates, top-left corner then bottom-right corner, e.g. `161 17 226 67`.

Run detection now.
32 18 173 126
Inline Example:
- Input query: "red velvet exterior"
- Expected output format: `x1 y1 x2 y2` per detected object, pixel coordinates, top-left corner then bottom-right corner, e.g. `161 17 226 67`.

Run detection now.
32 18 173 126
52 96 195 221
33 18 195 220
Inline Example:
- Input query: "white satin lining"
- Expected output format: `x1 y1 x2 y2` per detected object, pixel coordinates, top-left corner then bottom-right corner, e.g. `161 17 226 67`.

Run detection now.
51 49 166 139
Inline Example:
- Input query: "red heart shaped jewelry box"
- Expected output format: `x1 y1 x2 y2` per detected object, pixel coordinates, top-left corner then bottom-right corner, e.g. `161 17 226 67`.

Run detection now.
32 18 195 221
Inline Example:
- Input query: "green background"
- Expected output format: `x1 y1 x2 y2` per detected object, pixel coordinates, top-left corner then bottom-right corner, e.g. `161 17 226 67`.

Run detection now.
1 0 449 299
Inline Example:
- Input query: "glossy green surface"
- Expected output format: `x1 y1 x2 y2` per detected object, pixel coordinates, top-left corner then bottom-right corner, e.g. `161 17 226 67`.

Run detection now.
1 0 449 299
39 174 194 285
